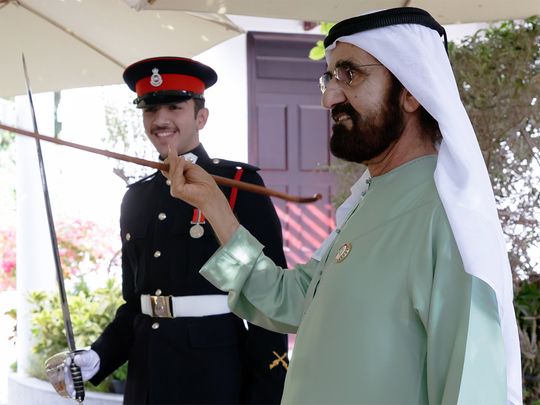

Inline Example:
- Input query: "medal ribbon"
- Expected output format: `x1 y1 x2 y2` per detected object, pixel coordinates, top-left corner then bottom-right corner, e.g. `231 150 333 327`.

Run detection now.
191 167 244 224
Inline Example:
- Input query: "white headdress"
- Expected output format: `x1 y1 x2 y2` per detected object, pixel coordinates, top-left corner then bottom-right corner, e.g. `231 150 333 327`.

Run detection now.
324 8 522 404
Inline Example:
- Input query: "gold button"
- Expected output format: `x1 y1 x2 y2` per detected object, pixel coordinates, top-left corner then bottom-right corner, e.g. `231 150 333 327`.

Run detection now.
158 212 167 221
153 250 161 258
126 233 131 241
152 322 159 330
155 289 162 296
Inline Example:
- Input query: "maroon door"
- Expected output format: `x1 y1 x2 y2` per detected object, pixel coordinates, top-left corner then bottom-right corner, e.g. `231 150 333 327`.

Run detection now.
247 32 335 266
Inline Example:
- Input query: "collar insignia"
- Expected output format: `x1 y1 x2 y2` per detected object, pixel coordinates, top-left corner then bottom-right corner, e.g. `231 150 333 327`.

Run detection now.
182 152 198 164
269 351 288 370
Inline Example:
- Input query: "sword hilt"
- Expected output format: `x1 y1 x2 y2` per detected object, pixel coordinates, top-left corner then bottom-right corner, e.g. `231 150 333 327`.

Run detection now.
69 360 85 403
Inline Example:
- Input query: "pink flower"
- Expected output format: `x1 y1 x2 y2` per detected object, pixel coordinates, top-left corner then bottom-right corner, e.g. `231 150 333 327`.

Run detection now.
3 260 15 274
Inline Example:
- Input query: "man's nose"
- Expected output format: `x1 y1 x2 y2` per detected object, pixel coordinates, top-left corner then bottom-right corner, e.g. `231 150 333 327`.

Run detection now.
153 106 172 123
321 81 346 110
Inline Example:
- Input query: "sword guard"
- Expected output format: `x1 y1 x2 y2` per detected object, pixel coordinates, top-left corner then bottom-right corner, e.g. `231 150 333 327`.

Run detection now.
44 350 86 403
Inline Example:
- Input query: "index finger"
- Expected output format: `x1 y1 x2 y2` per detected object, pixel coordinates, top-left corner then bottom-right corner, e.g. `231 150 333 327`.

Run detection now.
162 146 182 178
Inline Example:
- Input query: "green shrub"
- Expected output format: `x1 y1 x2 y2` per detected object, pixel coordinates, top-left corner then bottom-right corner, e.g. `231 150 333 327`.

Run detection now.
515 278 540 401
28 278 127 392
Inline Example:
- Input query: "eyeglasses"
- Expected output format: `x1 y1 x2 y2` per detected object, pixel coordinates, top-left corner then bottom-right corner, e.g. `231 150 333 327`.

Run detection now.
319 64 382 94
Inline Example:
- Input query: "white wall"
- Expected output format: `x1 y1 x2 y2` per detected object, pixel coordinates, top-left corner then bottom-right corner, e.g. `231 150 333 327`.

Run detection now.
195 35 249 162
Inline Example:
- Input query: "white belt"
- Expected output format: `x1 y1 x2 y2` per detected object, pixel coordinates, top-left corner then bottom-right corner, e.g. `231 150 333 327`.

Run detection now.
140 294 230 318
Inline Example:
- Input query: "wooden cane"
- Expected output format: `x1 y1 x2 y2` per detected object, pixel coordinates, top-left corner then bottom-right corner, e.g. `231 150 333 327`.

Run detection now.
1 123 322 204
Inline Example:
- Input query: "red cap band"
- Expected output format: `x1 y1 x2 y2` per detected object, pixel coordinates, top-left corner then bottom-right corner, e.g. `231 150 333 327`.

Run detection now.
135 74 205 97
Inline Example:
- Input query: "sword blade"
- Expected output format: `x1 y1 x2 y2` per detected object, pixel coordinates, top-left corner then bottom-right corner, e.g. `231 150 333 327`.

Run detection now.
22 55 85 403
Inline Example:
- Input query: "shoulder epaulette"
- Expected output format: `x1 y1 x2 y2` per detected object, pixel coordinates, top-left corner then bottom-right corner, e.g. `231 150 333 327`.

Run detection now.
208 158 260 172
127 171 159 188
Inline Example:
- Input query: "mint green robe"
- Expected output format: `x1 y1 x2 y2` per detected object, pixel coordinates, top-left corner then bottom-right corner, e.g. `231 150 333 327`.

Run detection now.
201 156 507 404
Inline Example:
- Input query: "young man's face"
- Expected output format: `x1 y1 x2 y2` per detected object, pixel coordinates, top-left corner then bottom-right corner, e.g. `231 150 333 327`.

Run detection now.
142 98 208 159
321 42 405 164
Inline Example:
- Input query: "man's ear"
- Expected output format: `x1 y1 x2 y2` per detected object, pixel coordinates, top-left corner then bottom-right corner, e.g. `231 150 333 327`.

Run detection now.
401 89 421 113
196 107 209 130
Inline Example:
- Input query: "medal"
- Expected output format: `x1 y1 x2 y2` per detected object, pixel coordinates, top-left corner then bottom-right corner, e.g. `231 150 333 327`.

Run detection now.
190 224 204 239
190 209 205 239
187 167 244 240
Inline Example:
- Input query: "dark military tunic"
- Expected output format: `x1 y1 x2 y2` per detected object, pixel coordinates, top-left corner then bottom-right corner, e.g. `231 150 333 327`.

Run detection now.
90 144 288 404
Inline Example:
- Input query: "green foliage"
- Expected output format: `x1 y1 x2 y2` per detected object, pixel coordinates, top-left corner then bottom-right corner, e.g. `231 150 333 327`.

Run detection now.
515 278 540 400
449 23 539 401
28 279 127 392
309 40 326 61
450 17 540 281
0 129 15 151
102 86 154 184
5 307 17 372
308 22 335 61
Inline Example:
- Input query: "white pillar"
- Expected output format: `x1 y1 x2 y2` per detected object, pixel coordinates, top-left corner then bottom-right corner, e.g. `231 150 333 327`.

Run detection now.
15 93 57 376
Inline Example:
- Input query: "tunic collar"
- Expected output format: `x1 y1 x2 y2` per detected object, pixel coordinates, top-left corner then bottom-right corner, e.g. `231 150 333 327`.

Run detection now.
156 143 211 182
313 155 437 262
369 154 437 191
182 143 211 164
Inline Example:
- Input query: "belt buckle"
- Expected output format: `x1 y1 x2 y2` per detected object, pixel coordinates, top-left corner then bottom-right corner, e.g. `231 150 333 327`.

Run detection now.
150 295 173 318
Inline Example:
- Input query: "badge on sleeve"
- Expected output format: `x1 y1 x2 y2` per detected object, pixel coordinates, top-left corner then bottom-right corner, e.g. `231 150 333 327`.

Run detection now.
269 351 288 370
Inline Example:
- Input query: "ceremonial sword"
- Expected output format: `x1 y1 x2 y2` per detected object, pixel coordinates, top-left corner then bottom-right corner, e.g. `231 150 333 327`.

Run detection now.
22 55 85 403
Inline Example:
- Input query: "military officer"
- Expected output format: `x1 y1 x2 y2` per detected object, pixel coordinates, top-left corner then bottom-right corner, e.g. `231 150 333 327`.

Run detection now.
64 57 288 404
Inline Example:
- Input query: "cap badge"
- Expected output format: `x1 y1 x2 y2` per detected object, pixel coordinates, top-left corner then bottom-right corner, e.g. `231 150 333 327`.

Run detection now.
335 243 352 263
150 68 163 87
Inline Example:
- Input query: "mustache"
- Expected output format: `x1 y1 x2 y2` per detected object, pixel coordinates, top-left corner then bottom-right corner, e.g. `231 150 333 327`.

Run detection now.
331 103 359 123
151 124 177 132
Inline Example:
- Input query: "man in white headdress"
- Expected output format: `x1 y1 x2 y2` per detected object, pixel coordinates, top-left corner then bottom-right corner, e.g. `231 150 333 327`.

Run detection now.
162 7 522 404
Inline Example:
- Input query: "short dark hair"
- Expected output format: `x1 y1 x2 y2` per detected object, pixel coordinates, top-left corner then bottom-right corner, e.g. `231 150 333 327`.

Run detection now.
193 98 206 117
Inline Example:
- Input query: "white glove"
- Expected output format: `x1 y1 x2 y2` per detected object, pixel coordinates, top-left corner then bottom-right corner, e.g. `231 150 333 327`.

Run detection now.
65 349 100 396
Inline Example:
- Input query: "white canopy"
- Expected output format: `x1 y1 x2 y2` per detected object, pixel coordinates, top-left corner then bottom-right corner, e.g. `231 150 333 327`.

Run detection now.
0 0 243 98
127 0 540 24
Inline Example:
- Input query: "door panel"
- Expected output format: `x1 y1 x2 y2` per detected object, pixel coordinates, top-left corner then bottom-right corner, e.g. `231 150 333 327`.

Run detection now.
248 32 336 266
257 104 288 170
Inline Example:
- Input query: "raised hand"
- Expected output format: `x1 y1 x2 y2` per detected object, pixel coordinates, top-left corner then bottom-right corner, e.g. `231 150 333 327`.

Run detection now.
163 147 222 209
162 147 240 244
